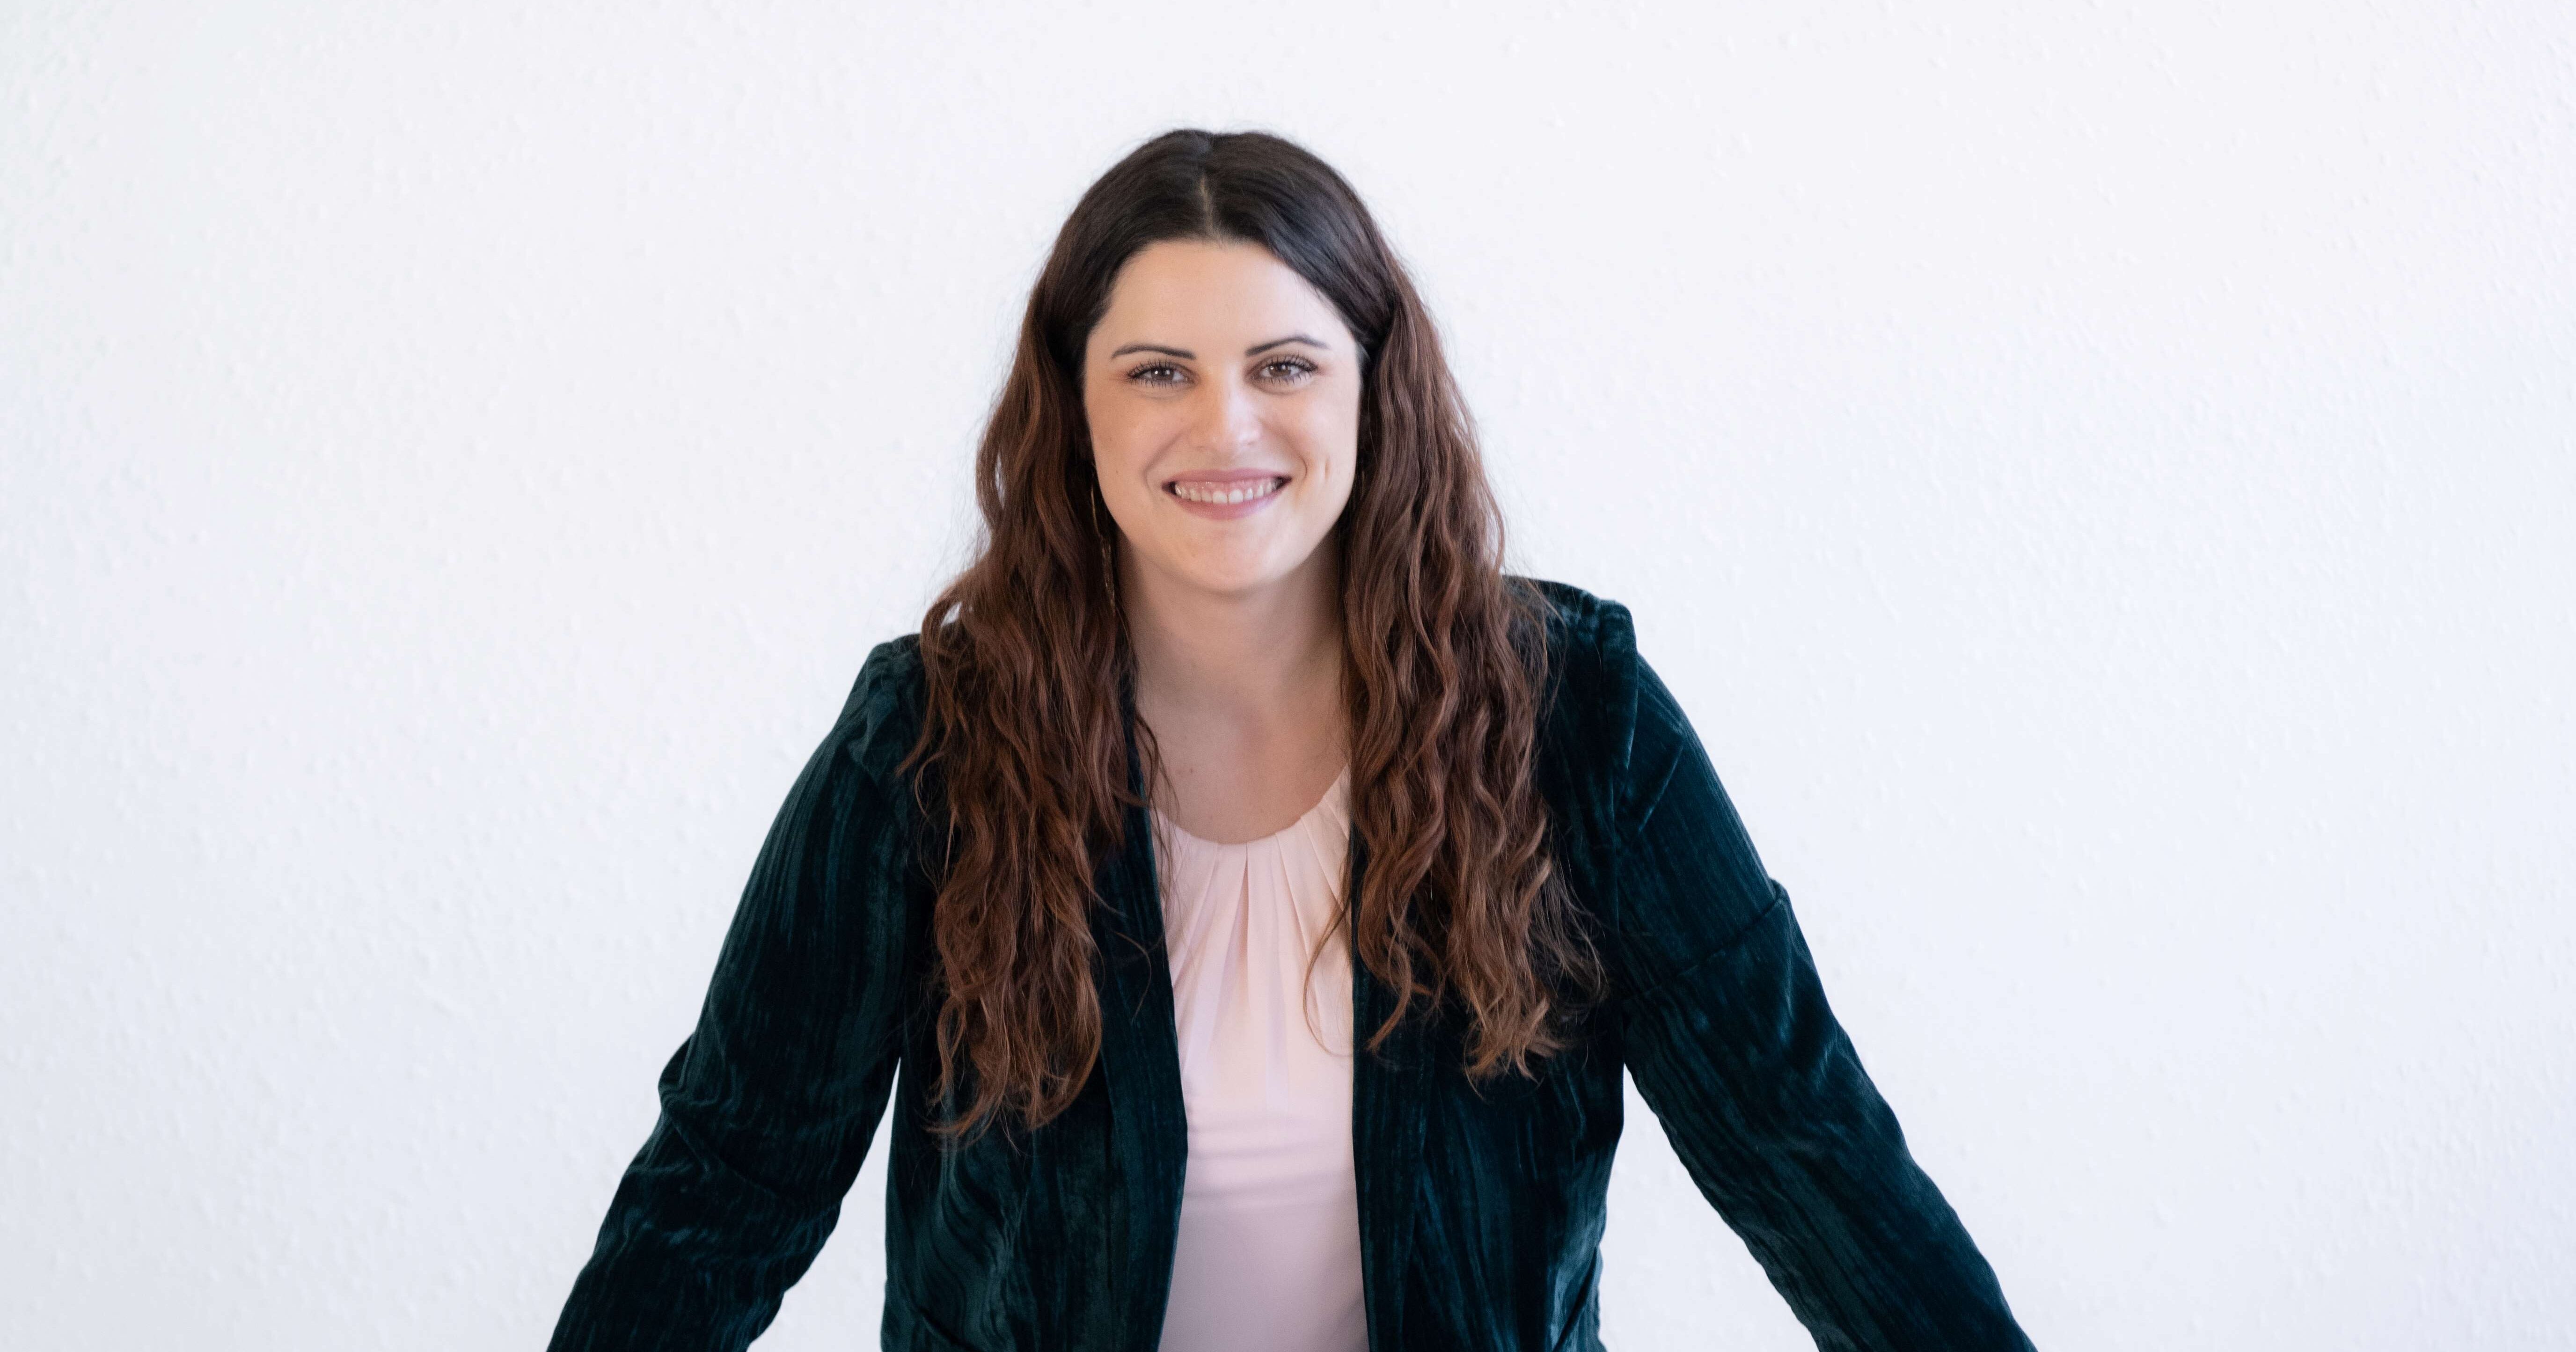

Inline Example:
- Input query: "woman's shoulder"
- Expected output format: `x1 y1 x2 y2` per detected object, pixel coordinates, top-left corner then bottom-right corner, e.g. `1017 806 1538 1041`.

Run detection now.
1513 575 1637 668
1511 575 1679 801
1512 573 1647 715
819 632 929 789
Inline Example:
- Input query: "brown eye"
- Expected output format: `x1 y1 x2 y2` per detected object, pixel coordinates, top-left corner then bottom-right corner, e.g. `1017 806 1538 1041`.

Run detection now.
1258 357 1317 382
1129 363 1186 385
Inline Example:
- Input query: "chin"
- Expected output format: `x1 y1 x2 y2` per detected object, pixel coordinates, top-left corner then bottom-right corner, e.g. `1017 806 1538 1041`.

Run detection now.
1181 566 1293 597
1157 550 1307 598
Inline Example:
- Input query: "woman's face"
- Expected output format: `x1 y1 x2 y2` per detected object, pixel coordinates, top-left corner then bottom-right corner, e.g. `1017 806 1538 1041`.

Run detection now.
1082 239 1362 603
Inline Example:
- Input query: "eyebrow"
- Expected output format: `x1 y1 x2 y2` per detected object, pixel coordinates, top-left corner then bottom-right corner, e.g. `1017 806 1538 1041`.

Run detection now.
1246 333 1330 356
1105 334 1333 361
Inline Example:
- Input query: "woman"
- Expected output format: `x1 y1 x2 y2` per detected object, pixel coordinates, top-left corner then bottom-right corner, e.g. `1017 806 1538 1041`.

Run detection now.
549 129 2031 1352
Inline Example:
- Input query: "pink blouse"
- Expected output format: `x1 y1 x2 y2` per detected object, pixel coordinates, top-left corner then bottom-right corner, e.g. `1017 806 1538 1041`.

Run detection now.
1150 767 1367 1352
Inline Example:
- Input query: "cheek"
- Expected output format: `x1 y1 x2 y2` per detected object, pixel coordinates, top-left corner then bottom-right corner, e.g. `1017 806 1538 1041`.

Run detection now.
1083 394 1151 491
1290 395 1362 495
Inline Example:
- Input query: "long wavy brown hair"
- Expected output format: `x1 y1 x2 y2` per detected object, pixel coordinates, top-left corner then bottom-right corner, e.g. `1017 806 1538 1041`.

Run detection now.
904 128 1603 1141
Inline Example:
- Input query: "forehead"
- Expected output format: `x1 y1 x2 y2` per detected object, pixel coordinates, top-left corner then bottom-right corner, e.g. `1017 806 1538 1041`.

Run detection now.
1090 239 1349 347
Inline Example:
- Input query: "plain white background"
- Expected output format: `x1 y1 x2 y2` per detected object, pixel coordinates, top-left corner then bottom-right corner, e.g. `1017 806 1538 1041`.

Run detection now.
4 3 2570 1348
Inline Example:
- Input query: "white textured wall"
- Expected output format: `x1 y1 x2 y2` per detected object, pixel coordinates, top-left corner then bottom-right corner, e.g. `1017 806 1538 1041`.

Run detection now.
5 3 2570 1348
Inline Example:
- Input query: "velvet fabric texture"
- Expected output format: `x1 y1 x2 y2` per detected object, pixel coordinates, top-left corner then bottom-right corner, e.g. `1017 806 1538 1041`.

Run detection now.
548 581 2033 1351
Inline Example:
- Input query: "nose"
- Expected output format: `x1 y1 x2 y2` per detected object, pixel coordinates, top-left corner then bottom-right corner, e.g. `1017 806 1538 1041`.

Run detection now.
1188 372 1263 454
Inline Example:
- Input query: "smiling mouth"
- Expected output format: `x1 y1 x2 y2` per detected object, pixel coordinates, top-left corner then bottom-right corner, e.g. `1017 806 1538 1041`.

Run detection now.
1168 477 1286 505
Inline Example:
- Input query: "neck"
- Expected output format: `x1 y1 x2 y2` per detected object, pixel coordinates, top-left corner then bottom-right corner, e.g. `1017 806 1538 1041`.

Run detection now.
1120 543 1345 748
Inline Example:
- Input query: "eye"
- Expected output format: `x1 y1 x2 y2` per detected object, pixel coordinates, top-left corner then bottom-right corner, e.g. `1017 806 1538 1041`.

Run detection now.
1256 356 1318 383
1126 362 1188 386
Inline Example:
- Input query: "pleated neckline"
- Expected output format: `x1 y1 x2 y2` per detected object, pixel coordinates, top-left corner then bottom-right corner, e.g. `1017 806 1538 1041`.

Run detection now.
1149 767 1352 855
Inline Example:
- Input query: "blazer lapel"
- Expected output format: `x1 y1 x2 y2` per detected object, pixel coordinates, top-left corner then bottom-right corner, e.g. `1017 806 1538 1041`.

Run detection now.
1089 712 1190 1351
1347 827 1429 1350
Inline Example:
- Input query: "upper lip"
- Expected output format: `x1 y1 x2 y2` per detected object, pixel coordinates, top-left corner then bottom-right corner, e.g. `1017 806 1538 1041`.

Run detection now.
1164 468 1288 489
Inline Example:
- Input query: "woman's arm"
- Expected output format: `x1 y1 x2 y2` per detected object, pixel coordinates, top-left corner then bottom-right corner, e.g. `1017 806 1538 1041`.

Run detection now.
549 643 921 1352
1612 650 2033 1351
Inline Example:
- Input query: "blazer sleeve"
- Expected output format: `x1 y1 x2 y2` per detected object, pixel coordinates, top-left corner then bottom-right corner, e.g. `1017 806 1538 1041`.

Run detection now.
1611 649 2033 1351
549 643 921 1352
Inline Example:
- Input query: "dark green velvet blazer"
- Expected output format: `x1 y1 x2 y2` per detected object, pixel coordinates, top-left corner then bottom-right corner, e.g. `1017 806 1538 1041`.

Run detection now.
550 581 2030 1352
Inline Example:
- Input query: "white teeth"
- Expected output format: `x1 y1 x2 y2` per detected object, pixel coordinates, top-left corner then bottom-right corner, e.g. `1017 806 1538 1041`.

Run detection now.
1173 478 1281 505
